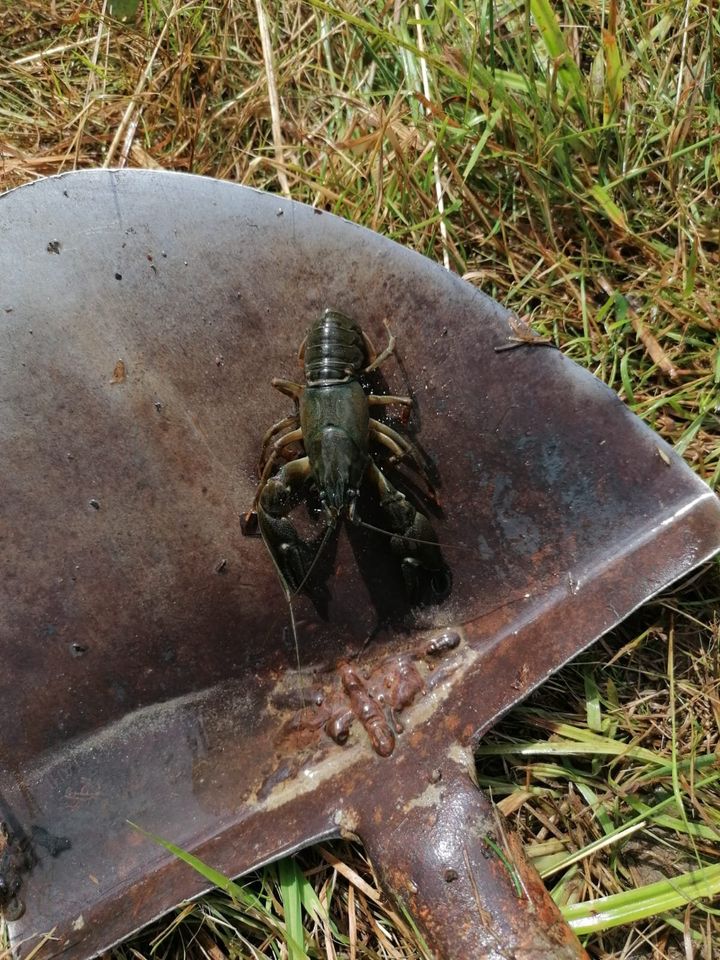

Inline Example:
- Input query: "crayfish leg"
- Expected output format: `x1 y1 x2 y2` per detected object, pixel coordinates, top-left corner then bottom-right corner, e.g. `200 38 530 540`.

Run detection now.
253 428 304 509
297 335 308 365
364 318 396 373
271 378 304 402
369 418 436 497
367 393 412 408
259 414 299 464
368 392 412 426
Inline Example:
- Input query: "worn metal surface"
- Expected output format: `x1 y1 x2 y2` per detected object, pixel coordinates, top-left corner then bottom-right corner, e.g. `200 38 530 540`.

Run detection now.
1 170 719 959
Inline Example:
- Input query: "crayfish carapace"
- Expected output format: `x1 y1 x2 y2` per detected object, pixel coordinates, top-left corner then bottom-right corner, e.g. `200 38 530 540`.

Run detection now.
242 309 450 605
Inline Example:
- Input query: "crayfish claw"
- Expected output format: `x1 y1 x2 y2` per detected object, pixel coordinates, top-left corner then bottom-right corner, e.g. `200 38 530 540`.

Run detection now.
277 538 318 595
399 550 451 605
373 473 450 603
257 509 316 594
400 557 422 602
254 460 319 595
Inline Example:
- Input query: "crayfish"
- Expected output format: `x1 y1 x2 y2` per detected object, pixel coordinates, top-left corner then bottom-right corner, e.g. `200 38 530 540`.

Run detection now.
242 309 449 606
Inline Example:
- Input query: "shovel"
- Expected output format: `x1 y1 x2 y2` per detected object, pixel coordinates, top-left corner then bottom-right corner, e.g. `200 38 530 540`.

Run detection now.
1 170 718 960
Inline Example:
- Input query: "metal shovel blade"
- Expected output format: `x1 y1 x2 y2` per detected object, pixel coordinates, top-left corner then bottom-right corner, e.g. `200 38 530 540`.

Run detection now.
1 171 719 960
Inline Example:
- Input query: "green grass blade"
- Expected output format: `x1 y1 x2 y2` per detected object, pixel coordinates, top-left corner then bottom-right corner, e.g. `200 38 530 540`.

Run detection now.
583 668 603 732
129 823 306 955
530 0 587 115
129 822 262 908
277 858 307 960
602 7 624 126
108 0 140 21
589 183 628 230
562 863 720 934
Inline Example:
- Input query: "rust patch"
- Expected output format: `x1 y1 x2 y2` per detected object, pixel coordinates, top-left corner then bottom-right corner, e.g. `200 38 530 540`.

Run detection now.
370 656 424 711
325 709 353 746
281 703 331 750
282 655 427 757
511 662 530 690
338 662 395 757
109 359 127 384
367 655 424 734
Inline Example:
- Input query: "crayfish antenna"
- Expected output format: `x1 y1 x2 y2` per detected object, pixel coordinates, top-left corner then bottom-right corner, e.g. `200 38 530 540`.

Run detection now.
284 516 338 708
289 515 337 601
284 589 307 708
353 516 473 556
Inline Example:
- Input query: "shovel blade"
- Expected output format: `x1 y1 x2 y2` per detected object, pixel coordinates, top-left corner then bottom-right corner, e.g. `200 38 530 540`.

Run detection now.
1 171 718 959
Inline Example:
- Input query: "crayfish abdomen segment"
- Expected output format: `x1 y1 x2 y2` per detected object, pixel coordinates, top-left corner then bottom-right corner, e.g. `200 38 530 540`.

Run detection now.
303 309 367 384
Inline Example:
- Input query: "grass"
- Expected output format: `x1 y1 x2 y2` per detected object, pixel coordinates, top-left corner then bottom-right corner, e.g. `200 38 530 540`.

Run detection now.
1 0 719 957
